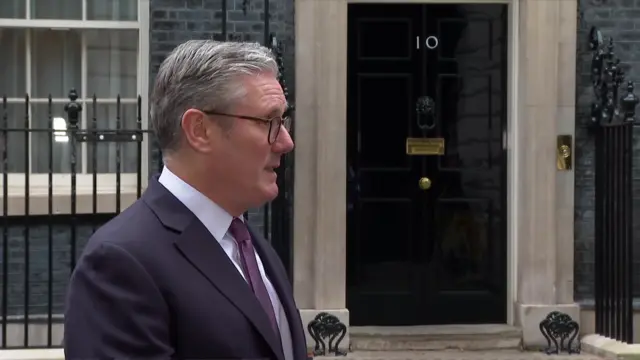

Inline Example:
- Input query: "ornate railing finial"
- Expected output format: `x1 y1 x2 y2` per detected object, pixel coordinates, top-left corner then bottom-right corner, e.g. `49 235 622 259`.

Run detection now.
589 27 637 127
64 88 82 129
621 81 639 122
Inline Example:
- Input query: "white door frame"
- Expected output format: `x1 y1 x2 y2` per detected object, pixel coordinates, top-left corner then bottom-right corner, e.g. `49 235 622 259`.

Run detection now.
293 0 577 342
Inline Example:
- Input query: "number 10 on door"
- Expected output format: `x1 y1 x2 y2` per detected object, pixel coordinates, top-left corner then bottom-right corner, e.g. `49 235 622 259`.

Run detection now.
416 36 439 50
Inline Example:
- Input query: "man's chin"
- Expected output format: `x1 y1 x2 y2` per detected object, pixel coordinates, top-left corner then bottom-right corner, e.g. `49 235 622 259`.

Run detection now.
265 183 279 200
256 183 279 205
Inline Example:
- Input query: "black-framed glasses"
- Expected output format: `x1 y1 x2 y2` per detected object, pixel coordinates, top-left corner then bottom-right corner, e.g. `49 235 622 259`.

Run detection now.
202 110 292 144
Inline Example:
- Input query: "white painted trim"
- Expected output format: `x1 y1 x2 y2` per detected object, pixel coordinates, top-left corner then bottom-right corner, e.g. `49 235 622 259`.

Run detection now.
0 174 141 215
24 26 32 173
0 0 151 208
138 0 151 188
82 0 88 21
0 174 140 195
0 19 140 29
24 0 30 20
3 98 139 103
81 30 89 173
506 0 519 327
0 349 64 360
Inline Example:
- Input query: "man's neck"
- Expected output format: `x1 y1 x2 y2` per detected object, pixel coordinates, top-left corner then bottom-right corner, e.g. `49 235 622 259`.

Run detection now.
163 160 245 218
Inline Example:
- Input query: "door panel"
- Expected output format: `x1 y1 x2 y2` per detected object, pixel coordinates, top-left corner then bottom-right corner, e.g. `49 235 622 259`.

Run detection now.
358 75 413 168
425 4 506 324
346 4 424 326
347 3 508 326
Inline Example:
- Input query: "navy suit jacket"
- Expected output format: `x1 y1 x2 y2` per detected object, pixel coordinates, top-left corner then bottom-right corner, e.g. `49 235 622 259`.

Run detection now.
64 177 307 360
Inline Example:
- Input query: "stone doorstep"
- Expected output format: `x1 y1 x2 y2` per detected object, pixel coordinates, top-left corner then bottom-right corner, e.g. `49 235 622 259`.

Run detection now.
349 324 523 351
350 324 522 337
581 334 640 360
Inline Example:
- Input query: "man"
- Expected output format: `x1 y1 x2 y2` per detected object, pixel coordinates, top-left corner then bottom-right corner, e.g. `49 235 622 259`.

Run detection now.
64 40 306 360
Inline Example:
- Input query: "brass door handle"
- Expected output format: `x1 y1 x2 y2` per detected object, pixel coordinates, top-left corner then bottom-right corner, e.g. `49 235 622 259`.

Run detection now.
418 177 432 190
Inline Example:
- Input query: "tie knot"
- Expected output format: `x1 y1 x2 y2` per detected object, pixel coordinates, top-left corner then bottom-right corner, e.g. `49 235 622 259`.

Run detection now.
229 217 251 245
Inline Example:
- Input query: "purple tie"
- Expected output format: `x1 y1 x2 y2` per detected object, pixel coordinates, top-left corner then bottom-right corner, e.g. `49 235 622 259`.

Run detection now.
228 218 280 335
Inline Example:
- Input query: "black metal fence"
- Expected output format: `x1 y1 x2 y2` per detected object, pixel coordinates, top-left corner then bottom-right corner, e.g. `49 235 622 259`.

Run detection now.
0 90 150 349
590 26 637 344
0 26 294 355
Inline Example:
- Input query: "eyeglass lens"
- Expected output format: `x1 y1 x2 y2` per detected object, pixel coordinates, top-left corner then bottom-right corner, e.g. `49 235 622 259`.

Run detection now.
268 117 291 143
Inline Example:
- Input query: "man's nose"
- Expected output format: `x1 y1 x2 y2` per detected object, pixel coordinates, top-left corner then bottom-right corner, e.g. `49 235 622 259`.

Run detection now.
274 127 294 154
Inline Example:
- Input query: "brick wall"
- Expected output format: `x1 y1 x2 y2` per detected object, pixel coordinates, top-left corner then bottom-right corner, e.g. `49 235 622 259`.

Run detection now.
574 0 640 300
1 0 296 318
2 218 98 317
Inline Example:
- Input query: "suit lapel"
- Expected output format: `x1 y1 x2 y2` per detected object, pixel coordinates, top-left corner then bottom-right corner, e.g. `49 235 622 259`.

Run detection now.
174 222 285 360
142 177 285 360
249 226 308 360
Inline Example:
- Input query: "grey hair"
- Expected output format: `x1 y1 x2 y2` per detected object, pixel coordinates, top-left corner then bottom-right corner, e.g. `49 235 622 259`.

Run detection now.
150 40 279 153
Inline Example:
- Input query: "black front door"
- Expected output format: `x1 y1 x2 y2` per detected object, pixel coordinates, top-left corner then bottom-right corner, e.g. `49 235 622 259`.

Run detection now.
346 3 508 326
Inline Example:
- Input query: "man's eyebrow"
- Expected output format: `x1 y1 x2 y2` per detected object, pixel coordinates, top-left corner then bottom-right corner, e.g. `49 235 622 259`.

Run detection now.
266 102 289 117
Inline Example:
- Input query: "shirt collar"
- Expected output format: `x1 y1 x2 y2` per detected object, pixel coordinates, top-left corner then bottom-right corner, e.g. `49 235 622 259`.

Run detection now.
158 166 241 241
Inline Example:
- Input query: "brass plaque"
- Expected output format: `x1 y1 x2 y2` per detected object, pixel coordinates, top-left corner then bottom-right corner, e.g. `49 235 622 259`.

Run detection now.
406 137 445 156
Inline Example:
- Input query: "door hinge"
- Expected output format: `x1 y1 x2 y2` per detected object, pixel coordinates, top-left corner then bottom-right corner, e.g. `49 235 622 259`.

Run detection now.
416 36 420 50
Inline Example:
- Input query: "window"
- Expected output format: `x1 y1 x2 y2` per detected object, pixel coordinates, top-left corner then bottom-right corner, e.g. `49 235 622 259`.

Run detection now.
0 0 150 205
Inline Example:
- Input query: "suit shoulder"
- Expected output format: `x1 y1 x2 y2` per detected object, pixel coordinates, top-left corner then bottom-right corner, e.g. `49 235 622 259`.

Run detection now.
83 199 165 255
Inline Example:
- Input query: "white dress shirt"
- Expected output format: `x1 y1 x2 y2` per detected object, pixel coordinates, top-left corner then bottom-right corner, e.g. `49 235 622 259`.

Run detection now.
158 167 294 360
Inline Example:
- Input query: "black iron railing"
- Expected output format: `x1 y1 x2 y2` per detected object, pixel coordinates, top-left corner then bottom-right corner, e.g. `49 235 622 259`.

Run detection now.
0 90 150 349
590 26 637 344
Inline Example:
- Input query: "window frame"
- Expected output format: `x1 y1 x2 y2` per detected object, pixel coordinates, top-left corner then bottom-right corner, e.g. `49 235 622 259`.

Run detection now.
0 0 150 214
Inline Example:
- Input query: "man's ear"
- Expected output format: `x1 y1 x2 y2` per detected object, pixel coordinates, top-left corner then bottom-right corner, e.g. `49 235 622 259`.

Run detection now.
181 109 214 153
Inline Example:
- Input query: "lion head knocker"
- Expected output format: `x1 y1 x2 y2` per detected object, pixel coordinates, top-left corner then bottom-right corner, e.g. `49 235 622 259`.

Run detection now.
416 96 436 131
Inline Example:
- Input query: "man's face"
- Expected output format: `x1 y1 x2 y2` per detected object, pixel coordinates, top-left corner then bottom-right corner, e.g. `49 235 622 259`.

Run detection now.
206 73 294 209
